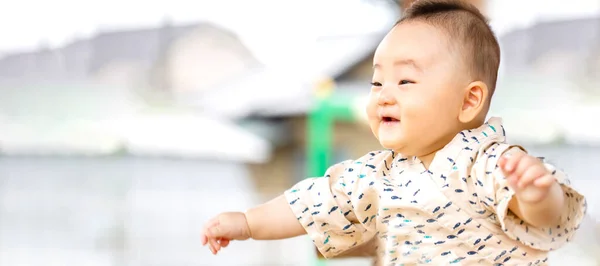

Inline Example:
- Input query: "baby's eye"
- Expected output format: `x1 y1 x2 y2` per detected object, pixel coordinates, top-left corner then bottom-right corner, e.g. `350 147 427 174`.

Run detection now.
370 81 382 87
399 80 413 85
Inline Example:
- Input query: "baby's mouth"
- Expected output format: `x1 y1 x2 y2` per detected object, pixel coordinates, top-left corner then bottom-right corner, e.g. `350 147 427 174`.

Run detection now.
382 116 400 122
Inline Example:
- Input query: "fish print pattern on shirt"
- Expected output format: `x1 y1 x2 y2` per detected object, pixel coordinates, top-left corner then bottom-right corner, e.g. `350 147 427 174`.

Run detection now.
284 117 586 265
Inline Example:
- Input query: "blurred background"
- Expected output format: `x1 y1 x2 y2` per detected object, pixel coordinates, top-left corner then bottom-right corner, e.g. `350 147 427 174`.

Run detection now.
0 0 599 265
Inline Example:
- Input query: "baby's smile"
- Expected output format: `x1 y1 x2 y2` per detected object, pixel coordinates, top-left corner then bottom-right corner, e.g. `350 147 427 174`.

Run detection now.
379 110 401 126
381 116 400 126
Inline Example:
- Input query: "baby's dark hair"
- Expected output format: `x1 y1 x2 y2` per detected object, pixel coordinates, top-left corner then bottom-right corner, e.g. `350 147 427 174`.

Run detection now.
397 0 500 96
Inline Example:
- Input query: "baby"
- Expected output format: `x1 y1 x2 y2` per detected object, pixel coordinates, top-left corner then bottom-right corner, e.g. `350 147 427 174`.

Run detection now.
201 0 587 264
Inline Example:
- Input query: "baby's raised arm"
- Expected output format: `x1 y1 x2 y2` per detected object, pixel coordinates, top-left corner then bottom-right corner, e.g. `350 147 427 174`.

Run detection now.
473 143 586 251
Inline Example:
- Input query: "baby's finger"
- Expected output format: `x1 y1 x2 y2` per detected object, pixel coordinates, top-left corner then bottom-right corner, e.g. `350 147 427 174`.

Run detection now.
501 152 524 173
498 156 507 168
506 174 519 190
533 174 556 188
201 233 208 246
202 218 219 236
517 165 544 189
208 243 217 254
513 155 534 178
219 238 231 248
209 237 221 253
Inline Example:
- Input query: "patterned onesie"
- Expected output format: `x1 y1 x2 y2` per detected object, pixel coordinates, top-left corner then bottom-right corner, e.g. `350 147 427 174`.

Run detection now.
284 117 586 265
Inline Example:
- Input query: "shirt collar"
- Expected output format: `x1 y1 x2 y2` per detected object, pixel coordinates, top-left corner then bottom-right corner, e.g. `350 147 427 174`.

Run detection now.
428 116 507 174
390 117 507 172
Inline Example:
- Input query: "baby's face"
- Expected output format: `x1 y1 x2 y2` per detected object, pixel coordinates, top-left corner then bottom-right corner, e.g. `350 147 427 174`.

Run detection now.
367 21 470 156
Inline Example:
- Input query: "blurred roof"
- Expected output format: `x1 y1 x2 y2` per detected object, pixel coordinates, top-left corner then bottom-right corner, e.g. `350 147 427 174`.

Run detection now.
0 22 240 80
88 24 196 73
499 16 600 76
177 1 399 119
175 33 386 119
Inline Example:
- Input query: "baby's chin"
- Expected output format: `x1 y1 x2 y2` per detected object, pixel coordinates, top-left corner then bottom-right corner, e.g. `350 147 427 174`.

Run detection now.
377 137 404 151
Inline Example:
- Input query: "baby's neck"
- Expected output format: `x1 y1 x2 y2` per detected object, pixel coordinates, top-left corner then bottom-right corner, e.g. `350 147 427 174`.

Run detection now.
415 121 485 169
418 152 437 170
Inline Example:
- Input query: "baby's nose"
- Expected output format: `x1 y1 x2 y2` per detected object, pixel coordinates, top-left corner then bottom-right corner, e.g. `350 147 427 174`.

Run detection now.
377 87 396 105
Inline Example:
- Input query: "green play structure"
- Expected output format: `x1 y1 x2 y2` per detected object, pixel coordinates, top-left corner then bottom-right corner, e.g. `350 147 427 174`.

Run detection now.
306 82 367 266
307 91 359 178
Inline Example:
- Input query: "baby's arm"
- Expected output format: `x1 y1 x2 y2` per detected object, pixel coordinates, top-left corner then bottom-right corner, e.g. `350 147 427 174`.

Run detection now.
507 182 566 228
202 151 388 257
245 195 306 239
201 195 305 254
475 144 586 251
499 148 566 227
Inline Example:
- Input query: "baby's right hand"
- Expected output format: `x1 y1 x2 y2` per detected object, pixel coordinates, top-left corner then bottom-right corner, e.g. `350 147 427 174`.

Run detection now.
201 212 252 255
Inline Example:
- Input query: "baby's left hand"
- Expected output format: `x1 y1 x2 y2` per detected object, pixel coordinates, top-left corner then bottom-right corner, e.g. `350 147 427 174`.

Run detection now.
498 151 557 203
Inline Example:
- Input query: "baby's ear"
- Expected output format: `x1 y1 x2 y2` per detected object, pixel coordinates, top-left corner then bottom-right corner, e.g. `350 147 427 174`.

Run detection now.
458 81 489 123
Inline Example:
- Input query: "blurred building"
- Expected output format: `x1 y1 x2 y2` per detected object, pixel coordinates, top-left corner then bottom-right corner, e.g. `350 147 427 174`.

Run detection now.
0 2 398 265
0 21 258 90
0 0 400 187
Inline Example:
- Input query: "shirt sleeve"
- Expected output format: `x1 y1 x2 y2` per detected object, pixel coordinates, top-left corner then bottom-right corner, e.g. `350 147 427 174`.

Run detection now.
283 151 387 258
475 144 587 251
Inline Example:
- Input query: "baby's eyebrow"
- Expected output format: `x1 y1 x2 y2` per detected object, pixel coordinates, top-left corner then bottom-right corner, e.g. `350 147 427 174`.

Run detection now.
373 59 423 73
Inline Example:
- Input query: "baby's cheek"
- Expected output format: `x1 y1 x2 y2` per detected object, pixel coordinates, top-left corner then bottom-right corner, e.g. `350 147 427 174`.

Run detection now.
402 101 432 123
365 97 378 115
404 103 451 138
